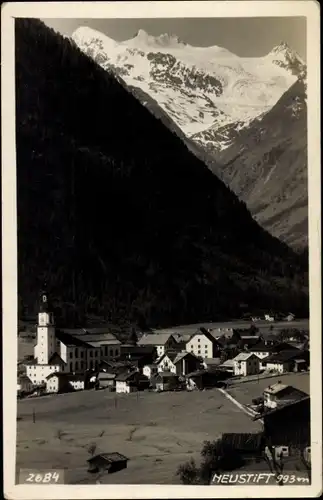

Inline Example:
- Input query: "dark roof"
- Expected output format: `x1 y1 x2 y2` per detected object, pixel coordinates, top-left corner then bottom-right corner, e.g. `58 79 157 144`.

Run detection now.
220 432 264 451
56 330 92 348
48 352 66 366
23 358 38 365
120 345 156 353
248 343 275 353
115 370 138 381
73 332 121 344
253 396 310 421
156 372 179 380
264 350 307 363
275 342 300 352
87 452 128 465
98 372 116 380
157 350 178 364
239 337 262 347
46 372 84 382
189 328 219 344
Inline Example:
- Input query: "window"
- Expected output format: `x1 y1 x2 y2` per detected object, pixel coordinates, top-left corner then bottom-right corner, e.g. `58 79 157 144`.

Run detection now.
75 361 79 371
69 352 73 359
205 345 207 349
69 362 73 372
198 338 200 343
110 348 114 357
80 351 84 358
90 351 93 357
95 351 98 358
75 348 78 357
105 346 108 356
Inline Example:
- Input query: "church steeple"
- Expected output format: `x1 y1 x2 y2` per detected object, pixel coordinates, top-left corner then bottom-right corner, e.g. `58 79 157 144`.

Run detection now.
39 282 52 312
36 283 56 364
38 283 54 325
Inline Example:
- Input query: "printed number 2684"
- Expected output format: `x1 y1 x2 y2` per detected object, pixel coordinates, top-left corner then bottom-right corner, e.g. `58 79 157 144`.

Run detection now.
26 472 60 483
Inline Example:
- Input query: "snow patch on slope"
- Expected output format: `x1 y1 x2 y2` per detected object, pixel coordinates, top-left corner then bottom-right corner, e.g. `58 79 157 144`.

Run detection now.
72 27 304 151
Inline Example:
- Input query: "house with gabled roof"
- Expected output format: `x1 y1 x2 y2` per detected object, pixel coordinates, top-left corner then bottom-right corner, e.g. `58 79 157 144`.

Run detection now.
233 352 260 376
263 382 308 410
262 349 309 374
253 397 310 463
152 372 181 392
155 350 201 376
185 328 221 359
137 332 178 358
87 453 129 474
115 370 149 393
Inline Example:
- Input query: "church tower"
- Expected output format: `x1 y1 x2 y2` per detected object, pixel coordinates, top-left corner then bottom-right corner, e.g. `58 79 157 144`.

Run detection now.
35 286 56 364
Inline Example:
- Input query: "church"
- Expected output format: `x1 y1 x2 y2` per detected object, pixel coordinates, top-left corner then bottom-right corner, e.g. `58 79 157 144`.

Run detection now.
24 289 122 386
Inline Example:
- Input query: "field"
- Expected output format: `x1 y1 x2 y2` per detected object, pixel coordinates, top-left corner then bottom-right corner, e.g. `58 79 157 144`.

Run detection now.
227 372 310 406
17 337 35 361
16 388 263 484
156 319 309 334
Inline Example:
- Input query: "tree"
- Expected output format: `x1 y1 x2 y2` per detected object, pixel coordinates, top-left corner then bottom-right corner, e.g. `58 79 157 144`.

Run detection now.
177 439 246 485
249 324 258 335
176 458 200 485
126 327 138 346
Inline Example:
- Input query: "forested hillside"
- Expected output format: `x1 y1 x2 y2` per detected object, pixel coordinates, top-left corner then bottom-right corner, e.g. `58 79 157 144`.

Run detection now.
16 19 308 329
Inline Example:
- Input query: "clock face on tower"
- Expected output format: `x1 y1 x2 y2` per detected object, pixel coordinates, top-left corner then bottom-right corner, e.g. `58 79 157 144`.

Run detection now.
40 290 50 312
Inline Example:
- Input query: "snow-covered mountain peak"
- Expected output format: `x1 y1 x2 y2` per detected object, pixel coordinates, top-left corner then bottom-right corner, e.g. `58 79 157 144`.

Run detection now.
125 29 187 49
268 42 305 66
72 26 305 151
72 26 118 48
270 41 292 54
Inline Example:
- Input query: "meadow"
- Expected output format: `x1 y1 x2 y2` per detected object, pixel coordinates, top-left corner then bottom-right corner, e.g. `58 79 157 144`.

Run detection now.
16 387 262 484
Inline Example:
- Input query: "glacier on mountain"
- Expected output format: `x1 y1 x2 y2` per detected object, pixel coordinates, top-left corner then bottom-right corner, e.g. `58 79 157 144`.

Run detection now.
72 27 305 151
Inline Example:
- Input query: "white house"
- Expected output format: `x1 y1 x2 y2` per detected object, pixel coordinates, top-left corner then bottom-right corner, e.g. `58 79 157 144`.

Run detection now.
137 332 178 358
233 353 260 376
185 330 220 359
115 371 144 393
263 382 308 409
46 372 85 394
156 353 177 374
264 314 275 322
155 350 201 376
248 344 273 370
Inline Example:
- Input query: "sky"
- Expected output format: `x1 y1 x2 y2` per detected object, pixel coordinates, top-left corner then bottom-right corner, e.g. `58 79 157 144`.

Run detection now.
41 17 306 60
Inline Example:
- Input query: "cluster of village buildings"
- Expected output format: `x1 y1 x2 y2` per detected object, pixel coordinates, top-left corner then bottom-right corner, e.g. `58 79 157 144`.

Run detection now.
17 291 309 399
16 292 311 480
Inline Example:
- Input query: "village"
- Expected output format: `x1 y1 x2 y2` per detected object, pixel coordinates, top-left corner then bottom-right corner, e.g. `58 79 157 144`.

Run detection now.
16 289 311 484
